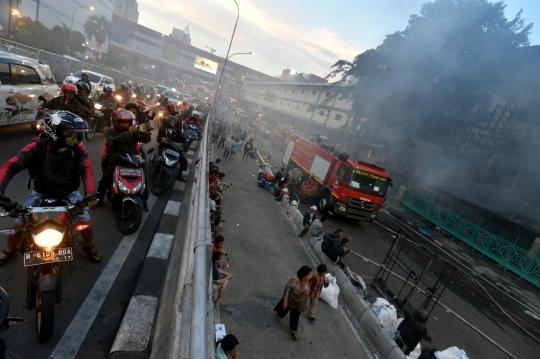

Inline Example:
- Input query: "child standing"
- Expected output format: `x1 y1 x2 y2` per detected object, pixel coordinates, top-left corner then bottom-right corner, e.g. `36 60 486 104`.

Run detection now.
308 264 329 321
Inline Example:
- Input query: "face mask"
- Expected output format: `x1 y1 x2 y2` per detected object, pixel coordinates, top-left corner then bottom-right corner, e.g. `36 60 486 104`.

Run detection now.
63 133 77 147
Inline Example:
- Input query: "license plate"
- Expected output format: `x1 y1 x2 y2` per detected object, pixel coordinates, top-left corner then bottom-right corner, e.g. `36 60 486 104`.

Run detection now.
24 248 73 267
120 168 141 177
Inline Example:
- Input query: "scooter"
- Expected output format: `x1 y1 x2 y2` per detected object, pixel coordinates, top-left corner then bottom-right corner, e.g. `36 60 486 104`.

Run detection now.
0 287 23 358
183 123 201 152
147 140 182 196
107 153 146 234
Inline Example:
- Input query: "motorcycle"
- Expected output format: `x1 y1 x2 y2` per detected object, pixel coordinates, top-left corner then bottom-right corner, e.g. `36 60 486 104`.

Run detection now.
106 153 146 234
183 123 201 152
0 193 97 343
85 102 114 141
0 287 23 358
147 140 182 196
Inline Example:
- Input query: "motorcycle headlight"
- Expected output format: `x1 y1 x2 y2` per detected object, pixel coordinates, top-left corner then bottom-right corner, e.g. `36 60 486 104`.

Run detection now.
116 95 122 101
94 103 103 109
164 156 177 166
118 181 130 194
34 229 63 249
133 181 143 193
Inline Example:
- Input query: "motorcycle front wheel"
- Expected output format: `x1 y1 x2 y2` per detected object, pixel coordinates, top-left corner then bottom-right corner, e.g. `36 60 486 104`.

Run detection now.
151 168 171 196
116 200 142 235
85 119 98 141
36 289 55 343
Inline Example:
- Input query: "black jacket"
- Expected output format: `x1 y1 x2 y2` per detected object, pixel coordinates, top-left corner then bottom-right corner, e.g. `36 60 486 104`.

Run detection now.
0 139 94 196
398 315 427 354
157 125 184 145
321 231 341 253
326 242 347 263
42 96 86 117
104 127 151 163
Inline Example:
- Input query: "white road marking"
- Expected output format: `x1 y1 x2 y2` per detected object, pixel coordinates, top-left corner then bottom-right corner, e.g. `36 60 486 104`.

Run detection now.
187 150 195 156
146 233 174 260
49 195 158 359
164 200 181 216
187 158 193 165
173 181 186 191
109 295 159 353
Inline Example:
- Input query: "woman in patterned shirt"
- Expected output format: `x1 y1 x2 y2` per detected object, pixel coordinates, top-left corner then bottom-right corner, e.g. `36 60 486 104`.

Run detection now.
274 265 312 340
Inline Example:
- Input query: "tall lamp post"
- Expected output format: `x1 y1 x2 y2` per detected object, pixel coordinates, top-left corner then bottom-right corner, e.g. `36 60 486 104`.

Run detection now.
211 0 239 117
67 6 93 56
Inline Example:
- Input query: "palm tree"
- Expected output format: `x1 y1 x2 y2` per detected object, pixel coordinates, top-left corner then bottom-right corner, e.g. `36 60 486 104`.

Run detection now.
84 14 113 50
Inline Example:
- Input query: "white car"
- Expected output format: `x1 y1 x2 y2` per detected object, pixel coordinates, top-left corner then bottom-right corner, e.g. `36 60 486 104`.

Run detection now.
0 52 60 127
63 70 115 100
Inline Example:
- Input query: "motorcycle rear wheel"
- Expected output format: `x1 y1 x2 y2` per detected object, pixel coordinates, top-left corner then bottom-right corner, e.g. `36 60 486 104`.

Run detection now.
36 289 55 343
85 119 98 141
116 200 142 235
151 168 171 196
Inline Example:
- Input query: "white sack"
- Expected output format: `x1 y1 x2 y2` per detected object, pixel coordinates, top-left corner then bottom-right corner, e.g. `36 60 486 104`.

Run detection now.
435 347 469 359
319 273 339 309
371 297 397 333
407 343 421 359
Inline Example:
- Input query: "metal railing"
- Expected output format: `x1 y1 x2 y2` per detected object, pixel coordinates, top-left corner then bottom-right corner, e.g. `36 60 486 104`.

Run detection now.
401 190 540 288
0 38 160 89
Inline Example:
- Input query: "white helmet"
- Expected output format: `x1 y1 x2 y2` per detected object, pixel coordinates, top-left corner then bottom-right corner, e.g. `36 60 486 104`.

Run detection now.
127 80 133 86
290 200 298 207
192 110 202 117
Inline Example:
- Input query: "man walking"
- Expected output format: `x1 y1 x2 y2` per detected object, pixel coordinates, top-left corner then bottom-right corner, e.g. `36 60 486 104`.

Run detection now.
298 205 317 238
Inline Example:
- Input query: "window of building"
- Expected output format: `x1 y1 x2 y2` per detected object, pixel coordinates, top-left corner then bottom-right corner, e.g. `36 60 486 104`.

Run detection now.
312 91 317 95
335 114 342 121
287 103 290 107
319 110 325 116
296 105 299 109
326 91 331 97
301 90 305 94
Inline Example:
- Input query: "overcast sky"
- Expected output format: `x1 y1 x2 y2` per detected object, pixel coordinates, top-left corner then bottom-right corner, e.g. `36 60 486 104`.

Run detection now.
138 0 539 77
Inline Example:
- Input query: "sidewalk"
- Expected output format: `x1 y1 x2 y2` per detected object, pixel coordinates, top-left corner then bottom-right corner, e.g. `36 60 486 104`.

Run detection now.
211 140 371 358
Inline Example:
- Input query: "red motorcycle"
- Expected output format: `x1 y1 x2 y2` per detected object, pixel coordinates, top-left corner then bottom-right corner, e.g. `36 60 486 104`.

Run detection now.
107 153 146 234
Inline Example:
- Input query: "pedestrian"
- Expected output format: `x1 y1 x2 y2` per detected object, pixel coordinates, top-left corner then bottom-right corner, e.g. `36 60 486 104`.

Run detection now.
216 334 240 359
273 167 285 187
321 228 344 253
218 128 228 148
298 205 318 238
309 215 327 237
213 235 230 269
274 265 312 340
326 238 350 270
230 138 240 160
223 136 234 158
308 264 329 321
212 252 233 306
242 138 253 162
396 308 429 355
278 173 291 189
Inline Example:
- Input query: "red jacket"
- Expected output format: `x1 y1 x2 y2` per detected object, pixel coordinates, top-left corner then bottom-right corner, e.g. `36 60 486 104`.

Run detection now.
309 274 329 297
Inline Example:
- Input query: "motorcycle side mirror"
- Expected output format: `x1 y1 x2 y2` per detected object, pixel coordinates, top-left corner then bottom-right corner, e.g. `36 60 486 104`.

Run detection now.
38 95 47 103
147 148 155 154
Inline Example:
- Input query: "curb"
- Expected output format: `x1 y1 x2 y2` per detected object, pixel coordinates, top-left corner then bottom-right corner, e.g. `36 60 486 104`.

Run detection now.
108 149 197 358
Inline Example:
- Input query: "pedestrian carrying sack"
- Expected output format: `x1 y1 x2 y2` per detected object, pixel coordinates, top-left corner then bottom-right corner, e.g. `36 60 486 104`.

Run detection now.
296 301 307 312
319 273 339 309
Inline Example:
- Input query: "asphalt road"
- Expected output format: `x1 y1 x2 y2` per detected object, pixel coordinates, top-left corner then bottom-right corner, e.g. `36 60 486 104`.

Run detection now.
0 122 170 359
250 126 540 359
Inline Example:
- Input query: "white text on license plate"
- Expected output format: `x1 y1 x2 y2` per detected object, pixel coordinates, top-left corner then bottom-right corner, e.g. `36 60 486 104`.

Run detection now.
24 247 73 267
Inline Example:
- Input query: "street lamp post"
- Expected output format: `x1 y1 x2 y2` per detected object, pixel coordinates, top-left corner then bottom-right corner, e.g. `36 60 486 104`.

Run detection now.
214 50 253 112
67 6 93 56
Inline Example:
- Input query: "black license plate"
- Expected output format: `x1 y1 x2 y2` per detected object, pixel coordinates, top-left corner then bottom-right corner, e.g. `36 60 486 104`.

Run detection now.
23 247 73 267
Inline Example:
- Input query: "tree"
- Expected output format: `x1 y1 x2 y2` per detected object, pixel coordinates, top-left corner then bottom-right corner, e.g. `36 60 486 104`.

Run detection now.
50 24 87 55
84 14 113 50
329 0 532 148
11 17 54 50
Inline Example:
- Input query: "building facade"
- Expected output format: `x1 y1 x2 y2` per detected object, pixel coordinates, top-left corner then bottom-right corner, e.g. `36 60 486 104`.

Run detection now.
244 81 352 130
113 0 139 23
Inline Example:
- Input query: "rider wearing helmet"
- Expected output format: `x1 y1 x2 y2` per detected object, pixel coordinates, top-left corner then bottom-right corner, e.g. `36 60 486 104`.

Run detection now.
183 110 202 127
94 85 117 127
396 308 429 355
41 83 87 117
157 115 188 181
166 102 178 117
75 82 94 119
97 109 151 211
178 100 189 112
0 111 101 265
76 71 93 93
114 83 130 106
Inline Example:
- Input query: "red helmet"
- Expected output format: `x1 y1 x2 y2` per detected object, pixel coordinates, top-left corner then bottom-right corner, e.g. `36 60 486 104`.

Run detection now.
111 109 135 132
62 83 77 94
166 102 176 114
134 100 146 109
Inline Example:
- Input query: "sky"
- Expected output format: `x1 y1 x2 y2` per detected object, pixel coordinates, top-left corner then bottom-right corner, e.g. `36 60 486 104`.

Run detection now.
138 0 539 78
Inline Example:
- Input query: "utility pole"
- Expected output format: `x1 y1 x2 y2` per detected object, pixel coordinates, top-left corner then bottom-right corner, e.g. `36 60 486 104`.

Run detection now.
7 0 12 38
36 0 41 22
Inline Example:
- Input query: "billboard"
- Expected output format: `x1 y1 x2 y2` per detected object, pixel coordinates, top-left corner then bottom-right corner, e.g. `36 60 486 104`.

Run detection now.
194 56 219 75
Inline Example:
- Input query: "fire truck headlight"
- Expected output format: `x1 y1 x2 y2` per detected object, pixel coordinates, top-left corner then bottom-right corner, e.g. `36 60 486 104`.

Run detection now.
338 205 347 213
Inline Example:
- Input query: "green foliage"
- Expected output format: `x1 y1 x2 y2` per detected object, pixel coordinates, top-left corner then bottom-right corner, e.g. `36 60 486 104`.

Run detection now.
106 48 130 68
329 0 532 147
84 15 113 48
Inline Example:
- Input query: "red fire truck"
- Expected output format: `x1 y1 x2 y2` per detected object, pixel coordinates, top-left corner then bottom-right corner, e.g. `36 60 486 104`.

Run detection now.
283 134 392 221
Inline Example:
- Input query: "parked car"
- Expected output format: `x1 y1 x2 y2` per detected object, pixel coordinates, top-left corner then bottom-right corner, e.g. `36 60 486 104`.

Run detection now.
0 52 60 128
63 70 114 99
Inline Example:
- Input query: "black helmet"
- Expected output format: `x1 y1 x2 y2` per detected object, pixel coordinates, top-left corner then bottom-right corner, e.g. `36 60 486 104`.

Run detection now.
413 308 429 324
81 71 89 78
162 115 176 128
121 82 128 90
76 81 90 96
43 111 88 146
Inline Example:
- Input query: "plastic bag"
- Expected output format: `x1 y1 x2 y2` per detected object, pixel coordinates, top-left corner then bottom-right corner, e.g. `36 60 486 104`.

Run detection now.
371 298 397 333
434 347 469 359
319 273 339 309
408 343 422 359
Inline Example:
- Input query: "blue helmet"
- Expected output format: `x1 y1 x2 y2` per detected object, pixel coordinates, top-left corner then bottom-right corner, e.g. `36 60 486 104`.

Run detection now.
104 86 113 94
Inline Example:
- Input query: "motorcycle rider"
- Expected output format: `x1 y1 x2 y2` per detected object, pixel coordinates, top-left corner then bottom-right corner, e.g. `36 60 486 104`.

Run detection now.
75 82 94 120
183 110 202 127
114 83 130 106
96 109 151 211
94 85 116 128
166 102 179 117
40 83 86 117
76 71 92 93
178 99 189 112
133 84 143 100
157 115 188 182
125 100 154 127
0 111 101 265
